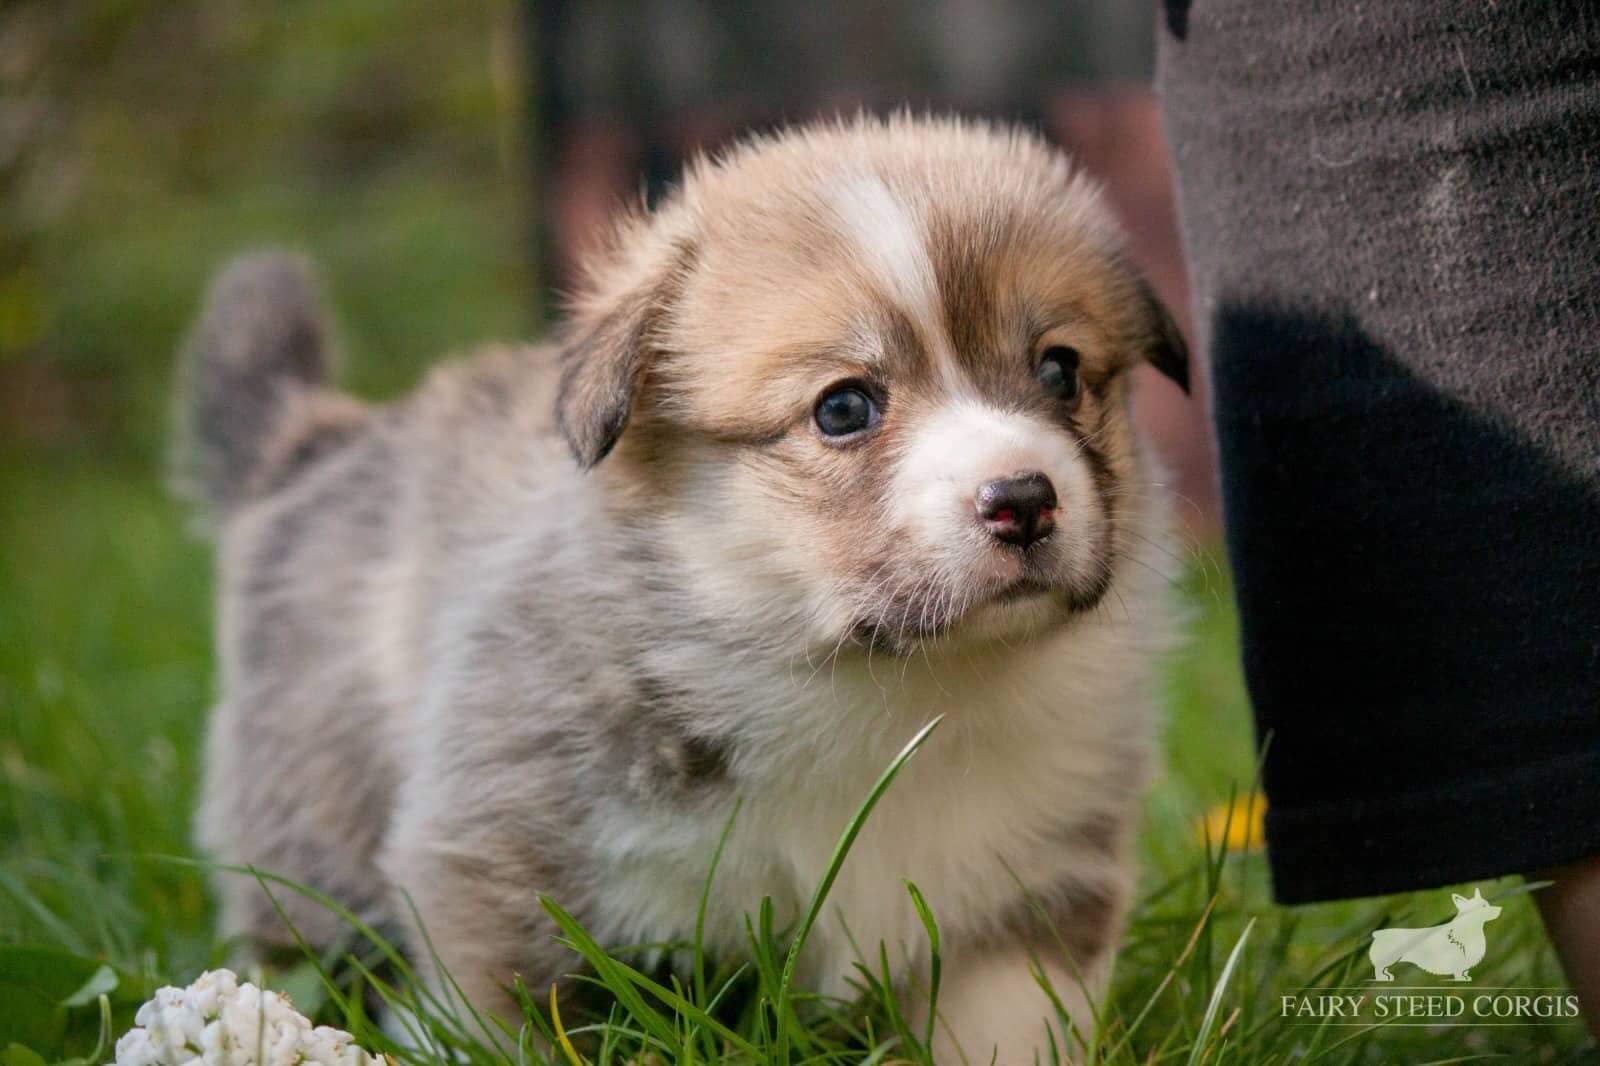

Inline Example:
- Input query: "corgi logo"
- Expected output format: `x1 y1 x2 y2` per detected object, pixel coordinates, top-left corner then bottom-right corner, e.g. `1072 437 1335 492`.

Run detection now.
1369 888 1503 982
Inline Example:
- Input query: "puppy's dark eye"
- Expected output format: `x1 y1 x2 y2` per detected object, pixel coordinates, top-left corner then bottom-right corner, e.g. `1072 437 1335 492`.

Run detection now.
814 385 880 438
1037 346 1082 404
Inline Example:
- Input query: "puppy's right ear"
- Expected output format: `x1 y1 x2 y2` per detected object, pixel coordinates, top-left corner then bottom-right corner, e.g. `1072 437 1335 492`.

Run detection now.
555 239 694 468
1137 278 1191 395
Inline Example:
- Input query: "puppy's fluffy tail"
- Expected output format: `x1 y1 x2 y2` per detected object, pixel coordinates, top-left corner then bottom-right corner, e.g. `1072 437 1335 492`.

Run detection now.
173 250 364 527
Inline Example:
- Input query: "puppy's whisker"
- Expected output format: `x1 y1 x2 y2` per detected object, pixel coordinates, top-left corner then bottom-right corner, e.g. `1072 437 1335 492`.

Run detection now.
1115 526 1197 575
1117 550 1184 589
1108 583 1134 626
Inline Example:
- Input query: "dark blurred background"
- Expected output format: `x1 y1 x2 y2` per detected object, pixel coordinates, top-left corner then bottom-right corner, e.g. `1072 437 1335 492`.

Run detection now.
0 0 1215 523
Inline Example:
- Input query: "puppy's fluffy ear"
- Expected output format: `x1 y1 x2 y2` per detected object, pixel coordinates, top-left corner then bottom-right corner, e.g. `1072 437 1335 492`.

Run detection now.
1138 279 1191 394
556 239 694 468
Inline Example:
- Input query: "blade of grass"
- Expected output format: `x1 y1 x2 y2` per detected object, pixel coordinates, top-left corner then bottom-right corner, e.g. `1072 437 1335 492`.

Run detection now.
694 798 742 1006
906 881 940 1057
1101 895 1219 1062
548 982 584 1066
775 716 943 1064
542 896 760 1058
1185 916 1254 1066
398 887 517 1058
693 799 742 1063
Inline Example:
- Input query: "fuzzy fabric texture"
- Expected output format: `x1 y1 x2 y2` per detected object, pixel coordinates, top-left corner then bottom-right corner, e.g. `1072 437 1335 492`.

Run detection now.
1158 0 1600 902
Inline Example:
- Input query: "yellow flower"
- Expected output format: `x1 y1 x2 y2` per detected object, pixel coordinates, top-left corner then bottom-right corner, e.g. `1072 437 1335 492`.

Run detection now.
1199 792 1266 853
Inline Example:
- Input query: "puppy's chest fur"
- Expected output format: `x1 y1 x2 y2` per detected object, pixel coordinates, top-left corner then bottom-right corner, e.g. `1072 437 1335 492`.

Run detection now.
528 573 1163 991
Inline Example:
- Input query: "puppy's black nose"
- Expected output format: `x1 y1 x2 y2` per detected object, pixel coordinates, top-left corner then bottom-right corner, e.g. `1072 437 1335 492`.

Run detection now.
976 471 1057 547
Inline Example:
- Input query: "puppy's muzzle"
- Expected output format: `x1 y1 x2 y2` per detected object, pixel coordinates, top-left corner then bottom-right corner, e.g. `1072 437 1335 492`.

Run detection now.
976 471 1057 548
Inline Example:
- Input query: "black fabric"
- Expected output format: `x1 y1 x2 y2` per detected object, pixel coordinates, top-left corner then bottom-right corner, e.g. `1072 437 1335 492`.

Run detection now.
1157 0 1600 903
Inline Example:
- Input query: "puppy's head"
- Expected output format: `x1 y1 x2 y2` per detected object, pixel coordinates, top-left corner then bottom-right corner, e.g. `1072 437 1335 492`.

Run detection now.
557 116 1186 654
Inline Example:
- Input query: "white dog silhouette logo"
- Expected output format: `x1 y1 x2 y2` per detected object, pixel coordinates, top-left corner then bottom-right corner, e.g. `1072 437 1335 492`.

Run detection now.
1370 887 1503 982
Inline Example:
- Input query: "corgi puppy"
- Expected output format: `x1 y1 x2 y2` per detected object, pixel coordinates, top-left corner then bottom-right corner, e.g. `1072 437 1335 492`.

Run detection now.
177 115 1188 1062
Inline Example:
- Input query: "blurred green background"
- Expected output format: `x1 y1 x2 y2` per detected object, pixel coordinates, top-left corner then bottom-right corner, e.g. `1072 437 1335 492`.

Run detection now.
1 0 538 461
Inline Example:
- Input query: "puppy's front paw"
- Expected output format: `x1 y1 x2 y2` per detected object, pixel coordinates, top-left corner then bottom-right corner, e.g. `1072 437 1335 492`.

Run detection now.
929 951 1101 1064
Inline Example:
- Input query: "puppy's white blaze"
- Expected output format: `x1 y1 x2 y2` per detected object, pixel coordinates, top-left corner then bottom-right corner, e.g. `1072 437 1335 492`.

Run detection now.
826 174 960 386
895 400 1101 581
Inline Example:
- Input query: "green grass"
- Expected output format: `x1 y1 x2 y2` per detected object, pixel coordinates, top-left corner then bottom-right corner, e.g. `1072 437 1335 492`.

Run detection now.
0 446 1589 1064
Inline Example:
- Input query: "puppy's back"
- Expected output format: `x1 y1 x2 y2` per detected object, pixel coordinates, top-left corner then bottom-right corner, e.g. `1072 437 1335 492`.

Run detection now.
174 252 564 951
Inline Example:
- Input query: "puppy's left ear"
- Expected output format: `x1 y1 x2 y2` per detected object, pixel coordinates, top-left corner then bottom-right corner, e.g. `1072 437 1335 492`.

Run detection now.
1138 279 1191 394
556 240 694 468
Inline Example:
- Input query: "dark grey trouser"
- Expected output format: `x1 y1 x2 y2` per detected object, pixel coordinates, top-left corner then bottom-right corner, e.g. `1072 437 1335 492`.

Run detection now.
1158 0 1600 902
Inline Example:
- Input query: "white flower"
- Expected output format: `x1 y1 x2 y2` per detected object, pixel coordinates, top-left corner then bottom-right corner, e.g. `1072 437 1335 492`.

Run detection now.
111 969 383 1066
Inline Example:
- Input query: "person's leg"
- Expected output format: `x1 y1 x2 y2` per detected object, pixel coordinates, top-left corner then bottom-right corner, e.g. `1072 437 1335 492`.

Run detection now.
1157 0 1600 1013
1537 856 1600 1039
